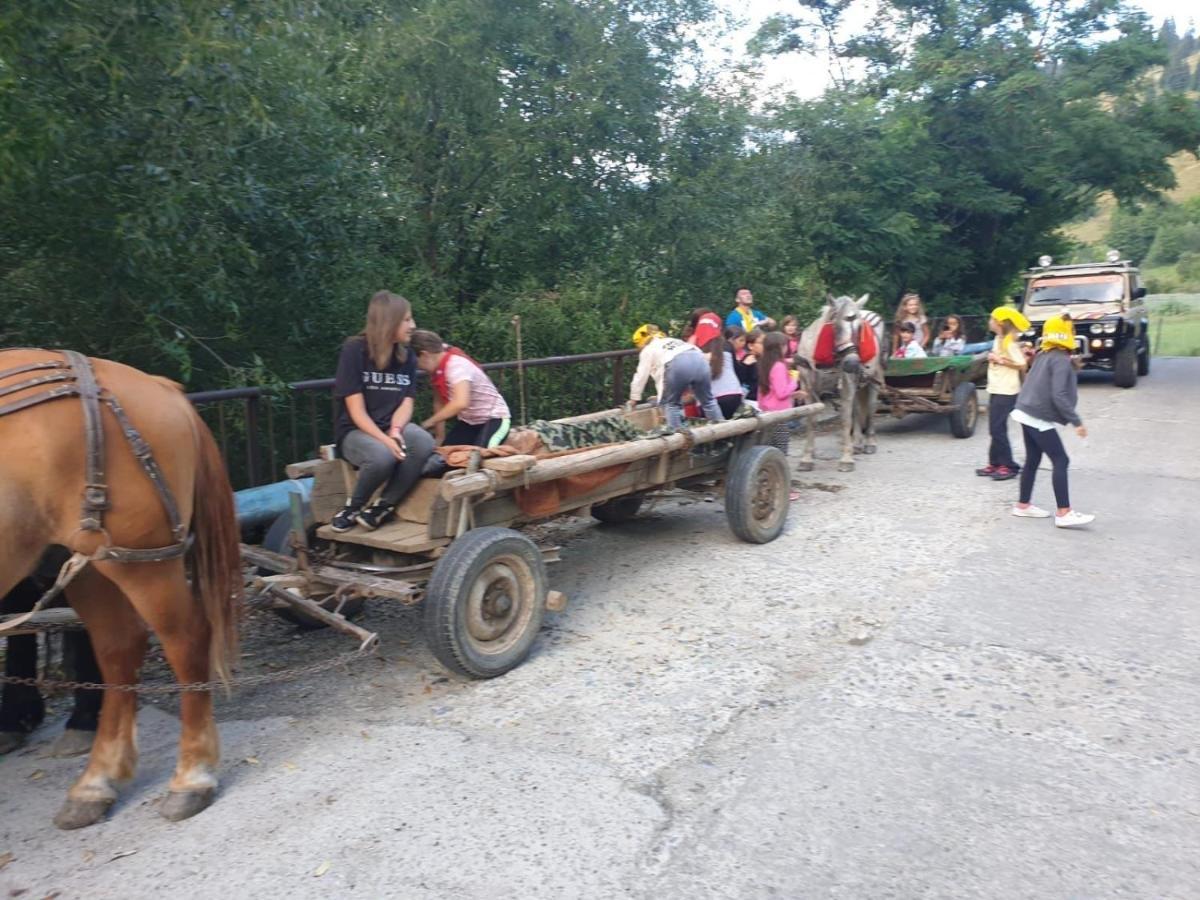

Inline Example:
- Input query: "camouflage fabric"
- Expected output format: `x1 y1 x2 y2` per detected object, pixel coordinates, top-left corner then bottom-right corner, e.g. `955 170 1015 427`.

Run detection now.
523 404 757 454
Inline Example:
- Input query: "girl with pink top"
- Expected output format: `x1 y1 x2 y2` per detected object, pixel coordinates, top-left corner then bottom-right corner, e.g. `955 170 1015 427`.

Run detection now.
757 332 807 500
411 330 512 448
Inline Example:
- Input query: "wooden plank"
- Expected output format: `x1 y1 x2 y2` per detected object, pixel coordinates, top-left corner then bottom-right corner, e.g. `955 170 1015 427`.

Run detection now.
0 607 84 635
393 477 444 525
284 458 325 479
482 454 538 474
316 519 448 555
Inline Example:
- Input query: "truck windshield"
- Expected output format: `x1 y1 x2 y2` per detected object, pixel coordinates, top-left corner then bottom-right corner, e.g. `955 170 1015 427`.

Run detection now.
1028 274 1124 305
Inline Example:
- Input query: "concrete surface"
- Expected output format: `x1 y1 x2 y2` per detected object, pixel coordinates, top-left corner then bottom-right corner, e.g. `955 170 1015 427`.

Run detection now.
1 358 1197 898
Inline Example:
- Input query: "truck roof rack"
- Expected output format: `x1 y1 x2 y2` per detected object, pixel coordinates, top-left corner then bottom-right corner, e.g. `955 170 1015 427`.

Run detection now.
1023 260 1137 278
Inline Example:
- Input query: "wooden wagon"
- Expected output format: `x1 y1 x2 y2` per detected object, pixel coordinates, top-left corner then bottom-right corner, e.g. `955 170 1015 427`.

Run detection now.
877 355 987 438
245 401 824 679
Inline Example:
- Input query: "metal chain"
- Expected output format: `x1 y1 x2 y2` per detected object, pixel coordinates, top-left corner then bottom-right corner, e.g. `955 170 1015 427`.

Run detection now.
0 642 377 694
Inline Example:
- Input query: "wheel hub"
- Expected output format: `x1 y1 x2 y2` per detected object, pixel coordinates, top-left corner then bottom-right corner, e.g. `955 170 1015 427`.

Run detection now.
466 561 529 644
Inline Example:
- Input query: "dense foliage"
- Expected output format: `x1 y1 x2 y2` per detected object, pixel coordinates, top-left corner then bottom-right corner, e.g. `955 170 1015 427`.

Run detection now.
2 0 1198 388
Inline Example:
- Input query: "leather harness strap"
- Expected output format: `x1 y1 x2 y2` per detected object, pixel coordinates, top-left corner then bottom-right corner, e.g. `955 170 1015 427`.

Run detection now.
0 349 189 563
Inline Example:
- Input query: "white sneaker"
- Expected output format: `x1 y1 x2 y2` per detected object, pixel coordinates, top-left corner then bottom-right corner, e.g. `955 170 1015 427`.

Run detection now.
1055 510 1095 529
1011 504 1052 518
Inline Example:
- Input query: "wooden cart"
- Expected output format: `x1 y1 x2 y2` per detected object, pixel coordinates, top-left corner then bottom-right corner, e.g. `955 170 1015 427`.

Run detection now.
877 355 987 438
246 401 824 679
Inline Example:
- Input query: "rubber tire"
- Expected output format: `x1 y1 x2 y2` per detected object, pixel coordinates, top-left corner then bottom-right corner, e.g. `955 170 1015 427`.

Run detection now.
260 512 366 630
1113 341 1138 388
1137 335 1150 377
423 527 547 679
724 445 790 544
949 382 979 439
591 494 644 524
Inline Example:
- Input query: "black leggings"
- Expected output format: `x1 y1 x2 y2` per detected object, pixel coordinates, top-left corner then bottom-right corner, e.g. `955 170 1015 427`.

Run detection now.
988 393 1018 468
445 417 510 448
1018 425 1069 509
717 394 743 418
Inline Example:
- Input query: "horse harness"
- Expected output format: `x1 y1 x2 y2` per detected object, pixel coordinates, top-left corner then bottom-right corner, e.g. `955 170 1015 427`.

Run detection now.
0 350 190 632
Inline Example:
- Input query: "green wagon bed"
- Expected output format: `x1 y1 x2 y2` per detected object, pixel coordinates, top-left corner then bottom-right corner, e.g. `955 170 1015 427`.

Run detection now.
879 353 987 438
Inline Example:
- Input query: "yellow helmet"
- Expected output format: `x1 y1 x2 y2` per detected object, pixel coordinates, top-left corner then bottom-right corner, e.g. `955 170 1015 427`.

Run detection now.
990 306 1030 332
631 323 662 349
1040 315 1075 351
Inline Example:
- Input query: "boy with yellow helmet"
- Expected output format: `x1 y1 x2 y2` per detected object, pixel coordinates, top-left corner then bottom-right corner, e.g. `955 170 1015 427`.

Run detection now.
1010 315 1094 528
976 306 1030 481
628 323 725 428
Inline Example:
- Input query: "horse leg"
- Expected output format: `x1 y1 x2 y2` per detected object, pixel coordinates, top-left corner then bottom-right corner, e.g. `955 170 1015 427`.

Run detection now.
797 412 816 471
837 374 856 472
103 561 222 822
47 631 101 759
861 384 878 454
54 567 148 830
0 580 48 754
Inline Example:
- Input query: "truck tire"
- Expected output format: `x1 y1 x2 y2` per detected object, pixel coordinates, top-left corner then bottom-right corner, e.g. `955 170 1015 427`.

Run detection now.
725 445 790 544
423 527 547 679
1113 341 1138 388
949 382 979 438
1137 334 1150 376
591 494 644 524
260 512 366 630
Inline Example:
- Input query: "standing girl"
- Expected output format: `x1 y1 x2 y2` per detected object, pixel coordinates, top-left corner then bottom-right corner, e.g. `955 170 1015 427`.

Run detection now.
411 330 512 448
757 331 806 500
891 292 930 354
727 325 760 401
330 291 436 532
976 306 1029 481
689 312 743 418
781 315 802 359
1010 315 1094 528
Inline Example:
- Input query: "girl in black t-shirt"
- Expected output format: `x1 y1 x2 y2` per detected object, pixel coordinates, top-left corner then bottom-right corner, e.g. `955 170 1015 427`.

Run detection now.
330 291 435 532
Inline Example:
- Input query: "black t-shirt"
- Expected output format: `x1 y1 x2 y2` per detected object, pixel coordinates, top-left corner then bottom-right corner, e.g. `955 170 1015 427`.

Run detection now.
333 336 416 444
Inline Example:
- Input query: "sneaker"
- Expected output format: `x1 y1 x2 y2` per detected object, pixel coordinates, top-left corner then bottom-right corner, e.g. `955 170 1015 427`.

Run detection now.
991 466 1018 481
1011 504 1052 519
1055 510 1095 529
975 465 997 477
356 501 397 531
329 502 362 533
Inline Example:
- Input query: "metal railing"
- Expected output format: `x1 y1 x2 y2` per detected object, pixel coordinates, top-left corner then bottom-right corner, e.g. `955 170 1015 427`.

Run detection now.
187 348 638 489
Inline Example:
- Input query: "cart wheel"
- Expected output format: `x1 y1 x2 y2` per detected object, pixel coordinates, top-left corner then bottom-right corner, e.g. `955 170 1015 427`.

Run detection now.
260 512 366 630
725 446 790 544
423 527 547 679
591 494 644 524
949 382 978 438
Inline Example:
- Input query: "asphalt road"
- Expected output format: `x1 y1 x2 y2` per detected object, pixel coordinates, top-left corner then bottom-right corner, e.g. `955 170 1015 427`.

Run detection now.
2 358 1197 899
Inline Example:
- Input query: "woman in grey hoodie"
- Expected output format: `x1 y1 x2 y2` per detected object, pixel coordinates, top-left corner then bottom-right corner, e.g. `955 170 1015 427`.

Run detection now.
1010 315 1094 528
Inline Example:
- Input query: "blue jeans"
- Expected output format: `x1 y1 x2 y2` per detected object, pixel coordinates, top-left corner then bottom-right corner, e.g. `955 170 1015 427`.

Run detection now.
662 351 724 428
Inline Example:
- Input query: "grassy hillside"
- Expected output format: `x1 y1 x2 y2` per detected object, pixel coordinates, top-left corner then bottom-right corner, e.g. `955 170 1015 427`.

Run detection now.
1148 294 1200 356
1066 152 1200 247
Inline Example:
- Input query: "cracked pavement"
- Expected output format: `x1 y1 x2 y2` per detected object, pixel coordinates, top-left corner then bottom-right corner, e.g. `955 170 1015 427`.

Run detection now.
1 359 1197 898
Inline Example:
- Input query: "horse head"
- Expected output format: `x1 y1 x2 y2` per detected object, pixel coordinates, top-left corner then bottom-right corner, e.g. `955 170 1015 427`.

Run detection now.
829 294 870 374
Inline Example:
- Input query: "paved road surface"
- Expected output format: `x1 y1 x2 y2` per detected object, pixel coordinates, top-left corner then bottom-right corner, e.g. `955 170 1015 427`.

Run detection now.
2 359 1197 898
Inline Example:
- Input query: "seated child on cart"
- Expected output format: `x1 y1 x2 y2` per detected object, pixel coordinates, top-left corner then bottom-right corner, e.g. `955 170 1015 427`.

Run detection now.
411 330 513 448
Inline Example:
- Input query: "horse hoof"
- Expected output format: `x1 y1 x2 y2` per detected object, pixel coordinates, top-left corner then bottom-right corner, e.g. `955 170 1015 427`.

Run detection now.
837 461 855 473
0 731 29 755
48 728 95 759
796 461 815 472
160 788 215 822
863 445 877 455
54 798 113 830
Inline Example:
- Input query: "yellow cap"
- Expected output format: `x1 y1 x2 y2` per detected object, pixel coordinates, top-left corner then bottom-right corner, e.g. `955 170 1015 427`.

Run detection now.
990 306 1030 332
632 324 662 349
1040 315 1075 351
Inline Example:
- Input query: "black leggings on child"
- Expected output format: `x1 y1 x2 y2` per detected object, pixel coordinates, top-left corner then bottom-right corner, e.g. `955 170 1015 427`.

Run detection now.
1018 424 1069 509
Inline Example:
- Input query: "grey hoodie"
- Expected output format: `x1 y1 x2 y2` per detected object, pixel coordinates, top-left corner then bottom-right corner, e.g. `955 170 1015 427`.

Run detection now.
1015 349 1081 427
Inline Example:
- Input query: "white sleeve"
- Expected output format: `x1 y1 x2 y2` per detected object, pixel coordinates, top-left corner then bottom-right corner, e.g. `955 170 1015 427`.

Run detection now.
630 345 654 401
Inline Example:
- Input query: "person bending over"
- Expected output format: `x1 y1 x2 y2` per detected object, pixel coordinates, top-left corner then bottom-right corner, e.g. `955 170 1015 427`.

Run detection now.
412 329 513 448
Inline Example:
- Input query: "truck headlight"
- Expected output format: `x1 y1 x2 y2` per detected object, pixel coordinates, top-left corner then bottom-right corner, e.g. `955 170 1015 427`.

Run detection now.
1089 324 1103 335
1103 323 1117 334
1104 339 1114 348
1090 338 1103 349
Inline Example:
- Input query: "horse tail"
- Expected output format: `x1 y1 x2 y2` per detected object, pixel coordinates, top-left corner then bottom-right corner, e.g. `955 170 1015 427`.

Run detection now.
187 407 241 685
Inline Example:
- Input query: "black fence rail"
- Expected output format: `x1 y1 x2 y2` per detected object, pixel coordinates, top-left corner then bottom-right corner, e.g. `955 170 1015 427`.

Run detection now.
189 315 996 490
187 349 638 490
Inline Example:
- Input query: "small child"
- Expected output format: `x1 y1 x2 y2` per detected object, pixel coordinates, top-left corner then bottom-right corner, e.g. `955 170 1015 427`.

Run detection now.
893 322 927 359
781 315 801 359
411 330 512 448
976 306 1028 481
757 332 807 501
931 316 966 357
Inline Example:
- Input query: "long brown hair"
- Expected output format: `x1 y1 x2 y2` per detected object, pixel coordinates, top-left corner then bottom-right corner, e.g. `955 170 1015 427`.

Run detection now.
896 291 927 322
360 291 411 369
409 329 445 356
757 331 788 389
941 315 963 339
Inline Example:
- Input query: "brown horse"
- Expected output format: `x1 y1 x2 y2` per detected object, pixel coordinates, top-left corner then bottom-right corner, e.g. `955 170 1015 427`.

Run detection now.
0 349 240 829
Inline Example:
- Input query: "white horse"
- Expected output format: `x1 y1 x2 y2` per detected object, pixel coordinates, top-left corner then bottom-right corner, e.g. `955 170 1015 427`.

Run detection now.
793 294 886 473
